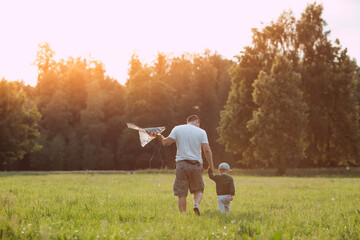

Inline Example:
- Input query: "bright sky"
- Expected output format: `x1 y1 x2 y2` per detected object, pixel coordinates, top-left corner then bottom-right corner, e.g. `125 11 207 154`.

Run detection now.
0 0 359 86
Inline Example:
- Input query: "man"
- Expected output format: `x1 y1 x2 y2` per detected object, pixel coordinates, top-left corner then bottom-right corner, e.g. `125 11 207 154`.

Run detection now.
157 115 214 215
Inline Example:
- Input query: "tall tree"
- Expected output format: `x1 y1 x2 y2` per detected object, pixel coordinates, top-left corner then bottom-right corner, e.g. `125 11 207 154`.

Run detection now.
216 11 297 166
247 56 308 175
217 50 264 166
35 43 61 112
297 3 359 166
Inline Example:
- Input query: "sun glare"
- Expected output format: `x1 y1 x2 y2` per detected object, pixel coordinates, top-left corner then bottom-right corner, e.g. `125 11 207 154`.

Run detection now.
0 0 359 86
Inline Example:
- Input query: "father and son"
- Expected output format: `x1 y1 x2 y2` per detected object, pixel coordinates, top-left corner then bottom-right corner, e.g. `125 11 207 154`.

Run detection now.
156 115 235 215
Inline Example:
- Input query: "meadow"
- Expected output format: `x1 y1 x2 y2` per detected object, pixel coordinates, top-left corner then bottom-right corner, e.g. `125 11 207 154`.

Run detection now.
0 170 359 239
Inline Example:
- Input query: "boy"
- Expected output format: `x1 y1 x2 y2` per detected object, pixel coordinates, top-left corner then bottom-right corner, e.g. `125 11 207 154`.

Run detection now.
208 163 235 213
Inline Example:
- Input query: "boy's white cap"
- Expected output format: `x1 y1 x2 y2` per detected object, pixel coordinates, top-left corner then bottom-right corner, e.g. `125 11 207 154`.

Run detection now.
218 162 231 171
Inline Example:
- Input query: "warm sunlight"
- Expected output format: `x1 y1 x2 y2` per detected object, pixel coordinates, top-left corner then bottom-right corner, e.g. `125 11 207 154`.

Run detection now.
0 0 359 86
1 2 360 238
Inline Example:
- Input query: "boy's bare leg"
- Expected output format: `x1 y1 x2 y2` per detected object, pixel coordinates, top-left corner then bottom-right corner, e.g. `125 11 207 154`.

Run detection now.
178 196 186 212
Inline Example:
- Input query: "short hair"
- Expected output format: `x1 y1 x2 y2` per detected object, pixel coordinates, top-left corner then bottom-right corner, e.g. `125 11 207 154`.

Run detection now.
187 115 200 123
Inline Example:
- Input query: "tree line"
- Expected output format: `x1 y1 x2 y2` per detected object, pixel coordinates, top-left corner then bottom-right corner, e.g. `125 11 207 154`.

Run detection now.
1 45 233 170
1 3 359 173
218 3 360 174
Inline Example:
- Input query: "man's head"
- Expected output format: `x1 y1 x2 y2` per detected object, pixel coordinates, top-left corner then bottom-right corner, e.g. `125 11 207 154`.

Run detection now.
187 115 200 127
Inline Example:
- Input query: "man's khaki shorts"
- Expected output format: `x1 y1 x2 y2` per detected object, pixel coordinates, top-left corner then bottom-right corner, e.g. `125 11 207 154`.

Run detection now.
173 160 204 197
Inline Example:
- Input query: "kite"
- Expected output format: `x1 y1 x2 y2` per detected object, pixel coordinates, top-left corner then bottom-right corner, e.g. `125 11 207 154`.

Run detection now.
127 123 166 147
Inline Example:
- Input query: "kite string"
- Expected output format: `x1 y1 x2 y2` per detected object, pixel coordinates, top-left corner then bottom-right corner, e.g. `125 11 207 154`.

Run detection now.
158 143 164 169
149 141 163 169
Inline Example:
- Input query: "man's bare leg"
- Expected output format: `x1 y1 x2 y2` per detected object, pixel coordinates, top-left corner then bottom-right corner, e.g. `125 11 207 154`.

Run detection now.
193 191 203 206
178 196 186 212
193 191 203 215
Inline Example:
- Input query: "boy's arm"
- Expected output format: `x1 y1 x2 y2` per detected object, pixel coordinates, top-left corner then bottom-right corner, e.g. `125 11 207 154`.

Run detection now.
207 168 216 181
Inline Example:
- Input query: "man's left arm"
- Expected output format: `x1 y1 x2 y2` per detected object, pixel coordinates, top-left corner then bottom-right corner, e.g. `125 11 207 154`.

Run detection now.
202 143 214 172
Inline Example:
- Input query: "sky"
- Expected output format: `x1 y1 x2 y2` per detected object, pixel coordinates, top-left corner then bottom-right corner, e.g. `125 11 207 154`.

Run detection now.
0 0 359 86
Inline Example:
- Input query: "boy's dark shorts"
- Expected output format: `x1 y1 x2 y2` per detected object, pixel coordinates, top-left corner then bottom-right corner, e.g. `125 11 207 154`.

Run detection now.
173 160 204 197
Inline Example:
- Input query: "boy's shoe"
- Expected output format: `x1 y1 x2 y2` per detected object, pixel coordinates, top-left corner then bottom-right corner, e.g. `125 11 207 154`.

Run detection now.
193 206 201 216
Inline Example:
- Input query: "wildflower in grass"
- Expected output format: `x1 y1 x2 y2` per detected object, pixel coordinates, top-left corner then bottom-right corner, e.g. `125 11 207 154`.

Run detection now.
22 231 24 234
332 198 335 200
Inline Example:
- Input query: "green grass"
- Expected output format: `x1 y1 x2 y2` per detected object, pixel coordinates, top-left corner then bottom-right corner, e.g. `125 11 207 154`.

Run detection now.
0 171 360 239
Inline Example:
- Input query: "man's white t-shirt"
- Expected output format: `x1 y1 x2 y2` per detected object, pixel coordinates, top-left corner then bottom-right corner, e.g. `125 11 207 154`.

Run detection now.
168 123 209 164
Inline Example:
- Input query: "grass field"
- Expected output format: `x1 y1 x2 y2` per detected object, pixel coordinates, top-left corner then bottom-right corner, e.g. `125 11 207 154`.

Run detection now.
1 170 360 239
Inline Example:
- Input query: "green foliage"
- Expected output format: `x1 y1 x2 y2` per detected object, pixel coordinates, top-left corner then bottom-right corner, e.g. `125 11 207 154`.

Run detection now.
218 3 360 172
24 43 233 170
0 79 41 170
247 56 308 175
217 64 258 165
30 44 129 170
295 4 360 167
121 51 233 169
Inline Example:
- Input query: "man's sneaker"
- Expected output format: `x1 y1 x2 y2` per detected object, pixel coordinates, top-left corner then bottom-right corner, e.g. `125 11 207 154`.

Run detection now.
193 206 201 216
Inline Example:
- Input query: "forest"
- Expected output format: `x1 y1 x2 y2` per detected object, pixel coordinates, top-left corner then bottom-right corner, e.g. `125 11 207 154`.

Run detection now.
1 3 359 174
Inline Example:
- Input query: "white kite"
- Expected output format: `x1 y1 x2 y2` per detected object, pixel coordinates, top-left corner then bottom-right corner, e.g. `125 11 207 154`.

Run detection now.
127 123 166 147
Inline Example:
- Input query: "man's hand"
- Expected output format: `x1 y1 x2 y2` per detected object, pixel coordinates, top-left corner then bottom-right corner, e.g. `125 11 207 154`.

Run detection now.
230 196 234 201
156 134 164 141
